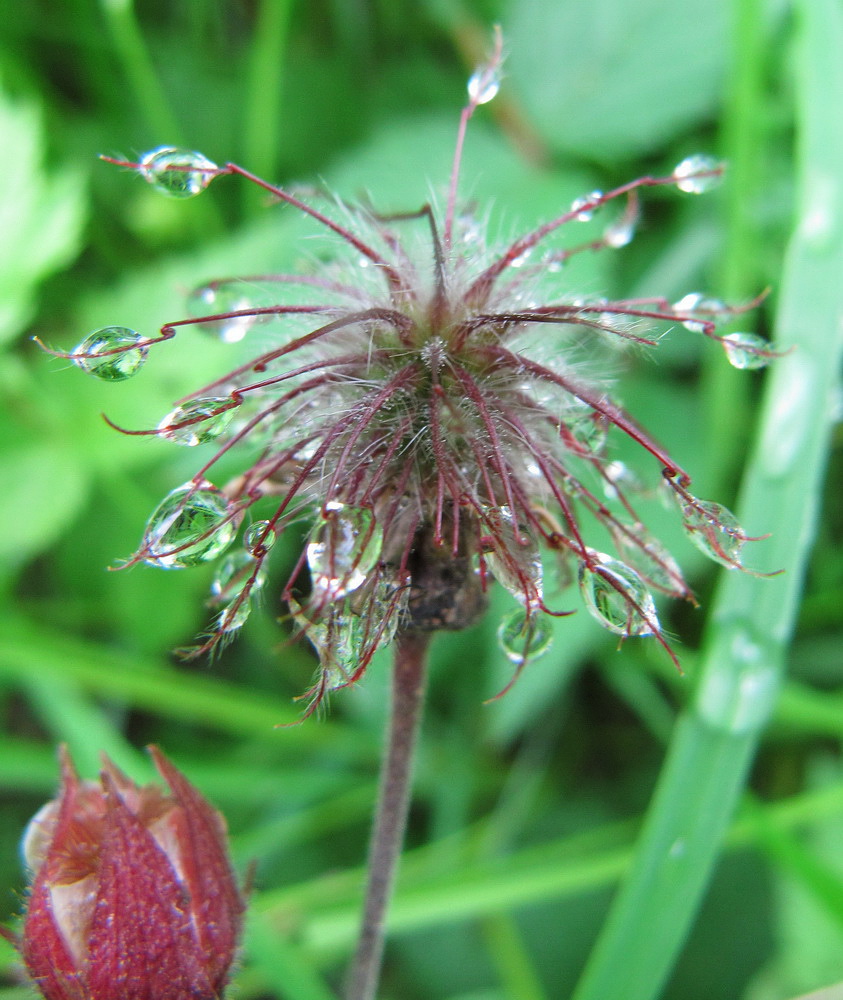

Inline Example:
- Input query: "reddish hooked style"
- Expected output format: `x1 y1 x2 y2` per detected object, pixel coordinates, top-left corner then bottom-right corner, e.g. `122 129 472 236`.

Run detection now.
39 32 775 709
8 747 243 1000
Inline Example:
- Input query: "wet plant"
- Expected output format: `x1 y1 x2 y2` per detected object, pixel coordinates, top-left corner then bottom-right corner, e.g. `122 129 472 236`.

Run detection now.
36 29 779 1000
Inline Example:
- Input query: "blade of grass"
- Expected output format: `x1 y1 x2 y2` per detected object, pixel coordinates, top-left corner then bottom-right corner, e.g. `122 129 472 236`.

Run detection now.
570 0 843 996
248 776 843 964
0 614 373 757
242 0 295 214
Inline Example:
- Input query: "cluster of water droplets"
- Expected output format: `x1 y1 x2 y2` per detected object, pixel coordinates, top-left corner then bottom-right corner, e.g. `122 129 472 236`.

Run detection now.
73 327 148 381
578 552 659 637
139 147 218 199
306 501 384 602
672 292 773 370
208 521 276 633
142 482 237 568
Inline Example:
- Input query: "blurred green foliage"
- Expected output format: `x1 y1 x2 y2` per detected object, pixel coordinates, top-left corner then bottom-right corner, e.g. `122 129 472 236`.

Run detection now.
1 2 842 1000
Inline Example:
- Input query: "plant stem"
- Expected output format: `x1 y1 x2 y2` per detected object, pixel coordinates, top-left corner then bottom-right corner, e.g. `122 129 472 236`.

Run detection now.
346 632 431 1000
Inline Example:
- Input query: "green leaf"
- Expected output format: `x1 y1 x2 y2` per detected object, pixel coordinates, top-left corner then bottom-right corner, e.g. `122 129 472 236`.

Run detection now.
506 0 728 162
0 85 87 345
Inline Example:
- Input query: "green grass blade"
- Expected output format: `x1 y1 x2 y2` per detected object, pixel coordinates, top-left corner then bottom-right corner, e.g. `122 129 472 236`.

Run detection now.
570 0 843 995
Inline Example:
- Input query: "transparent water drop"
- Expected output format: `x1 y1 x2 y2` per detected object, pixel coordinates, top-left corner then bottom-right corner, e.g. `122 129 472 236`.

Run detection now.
290 598 358 687
603 215 636 248
484 507 543 608
139 147 217 199
603 461 644 499
722 332 772 370
570 191 603 221
73 327 147 381
680 498 746 568
143 482 236 568
673 154 722 194
615 522 687 596
467 63 501 105
510 248 531 268
672 292 726 333
158 397 234 446
211 550 266 633
244 520 276 555
578 553 658 636
497 608 553 665
307 502 383 599
187 283 255 343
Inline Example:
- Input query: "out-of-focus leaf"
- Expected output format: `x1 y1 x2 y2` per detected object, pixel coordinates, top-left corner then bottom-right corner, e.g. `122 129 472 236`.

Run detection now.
0 442 88 572
0 84 87 344
506 0 728 162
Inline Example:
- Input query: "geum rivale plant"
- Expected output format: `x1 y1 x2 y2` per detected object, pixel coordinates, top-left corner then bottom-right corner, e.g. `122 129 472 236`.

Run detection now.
39 32 776 1000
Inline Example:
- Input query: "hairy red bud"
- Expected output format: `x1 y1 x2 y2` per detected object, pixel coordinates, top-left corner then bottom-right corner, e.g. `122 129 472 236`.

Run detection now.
13 746 243 1000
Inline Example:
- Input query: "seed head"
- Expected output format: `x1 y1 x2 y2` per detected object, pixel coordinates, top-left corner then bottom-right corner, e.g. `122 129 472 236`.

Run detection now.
41 35 776 708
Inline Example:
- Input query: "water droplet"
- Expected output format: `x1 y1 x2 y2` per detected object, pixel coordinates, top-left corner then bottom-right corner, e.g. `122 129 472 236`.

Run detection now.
158 397 234 446
467 63 501 105
244 520 276 555
673 154 722 194
672 292 726 333
497 608 553 665
290 598 359 687
510 248 531 268
614 523 687 597
578 553 658 636
603 461 643 499
680 497 746 568
570 191 603 221
187 283 256 343
603 215 636 248
139 147 217 198
143 482 236 568
73 327 147 381
307 502 383 599
211 550 266 632
722 332 772 370
484 507 543 608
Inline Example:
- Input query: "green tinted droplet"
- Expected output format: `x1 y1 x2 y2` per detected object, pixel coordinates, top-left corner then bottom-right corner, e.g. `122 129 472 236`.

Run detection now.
722 332 772 370
139 147 217 198
244 520 276 555
578 553 658 637
307 502 383 599
212 550 266 633
484 507 543 609
673 154 722 194
158 397 234 446
497 608 553 665
187 282 255 343
143 482 236 568
73 327 147 381
681 498 746 568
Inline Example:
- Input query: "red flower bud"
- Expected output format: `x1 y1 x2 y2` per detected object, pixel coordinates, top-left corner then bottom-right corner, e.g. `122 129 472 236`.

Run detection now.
14 747 243 1000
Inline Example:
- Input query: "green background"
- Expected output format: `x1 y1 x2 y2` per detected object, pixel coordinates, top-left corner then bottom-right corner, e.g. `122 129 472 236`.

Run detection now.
1 1 841 999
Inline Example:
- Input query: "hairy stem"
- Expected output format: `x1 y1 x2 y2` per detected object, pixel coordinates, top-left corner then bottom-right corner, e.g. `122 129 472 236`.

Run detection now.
346 632 431 1000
